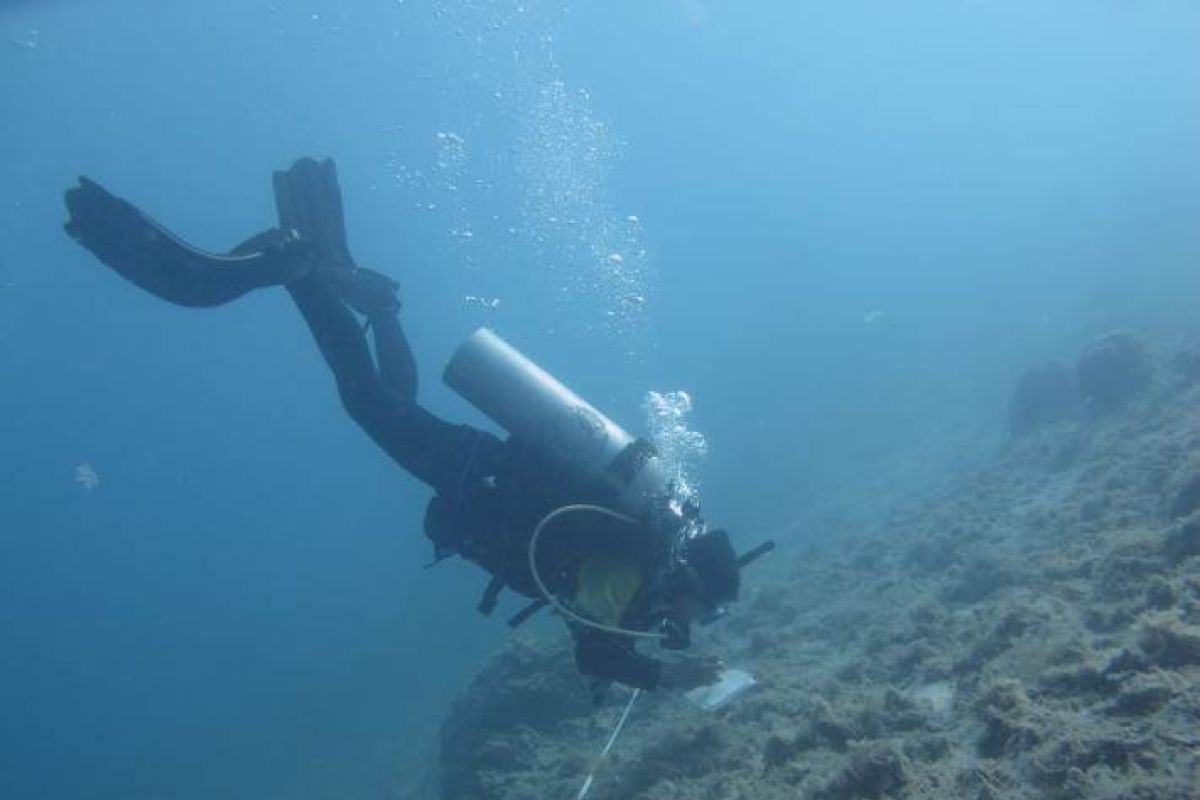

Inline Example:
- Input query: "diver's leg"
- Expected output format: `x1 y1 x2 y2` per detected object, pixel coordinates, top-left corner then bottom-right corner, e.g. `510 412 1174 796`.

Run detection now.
273 157 496 491
64 177 311 307
286 273 477 491
286 273 380 408
369 312 418 403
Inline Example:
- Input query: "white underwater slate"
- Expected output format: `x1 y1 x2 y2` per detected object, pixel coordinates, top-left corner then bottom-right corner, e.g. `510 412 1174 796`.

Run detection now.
685 668 757 711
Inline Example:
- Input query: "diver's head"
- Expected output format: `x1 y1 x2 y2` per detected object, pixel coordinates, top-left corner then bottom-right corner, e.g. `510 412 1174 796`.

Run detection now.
659 528 740 648
681 527 740 610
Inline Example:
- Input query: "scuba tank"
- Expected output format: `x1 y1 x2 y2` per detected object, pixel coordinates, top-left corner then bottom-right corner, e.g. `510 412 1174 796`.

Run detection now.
443 328 681 525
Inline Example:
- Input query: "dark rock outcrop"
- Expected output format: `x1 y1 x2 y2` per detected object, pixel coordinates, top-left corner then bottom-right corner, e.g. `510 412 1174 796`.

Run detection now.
1008 362 1079 436
1168 473 1200 519
1076 331 1154 413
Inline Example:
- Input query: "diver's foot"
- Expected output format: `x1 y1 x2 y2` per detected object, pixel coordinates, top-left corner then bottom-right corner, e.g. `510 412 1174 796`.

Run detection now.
267 229 321 285
329 266 401 317
229 227 318 285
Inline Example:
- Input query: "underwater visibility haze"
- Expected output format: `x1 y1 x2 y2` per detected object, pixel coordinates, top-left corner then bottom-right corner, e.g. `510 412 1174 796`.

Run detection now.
1 1 1198 799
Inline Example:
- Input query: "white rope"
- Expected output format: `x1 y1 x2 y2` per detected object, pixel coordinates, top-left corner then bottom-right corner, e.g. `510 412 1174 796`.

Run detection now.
575 688 641 800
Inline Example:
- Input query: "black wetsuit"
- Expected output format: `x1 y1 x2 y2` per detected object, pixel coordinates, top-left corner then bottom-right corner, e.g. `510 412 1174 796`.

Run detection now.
63 158 674 690
288 271 674 689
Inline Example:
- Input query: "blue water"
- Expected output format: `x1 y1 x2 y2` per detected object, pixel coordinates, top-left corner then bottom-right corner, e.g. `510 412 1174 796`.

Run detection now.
1 1 1197 798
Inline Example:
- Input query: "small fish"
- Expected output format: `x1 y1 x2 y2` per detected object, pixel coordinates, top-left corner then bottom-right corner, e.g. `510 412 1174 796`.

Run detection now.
10 30 39 50
75 462 99 493
863 310 886 324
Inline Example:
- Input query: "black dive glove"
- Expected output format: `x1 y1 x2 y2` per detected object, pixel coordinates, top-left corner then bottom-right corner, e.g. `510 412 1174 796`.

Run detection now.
658 654 723 691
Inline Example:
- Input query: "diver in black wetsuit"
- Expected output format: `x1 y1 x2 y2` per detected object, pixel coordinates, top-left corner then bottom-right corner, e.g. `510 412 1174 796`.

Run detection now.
64 157 768 693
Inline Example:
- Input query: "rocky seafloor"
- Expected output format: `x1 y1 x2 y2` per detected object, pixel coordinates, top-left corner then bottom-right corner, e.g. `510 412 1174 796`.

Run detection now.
434 338 1200 800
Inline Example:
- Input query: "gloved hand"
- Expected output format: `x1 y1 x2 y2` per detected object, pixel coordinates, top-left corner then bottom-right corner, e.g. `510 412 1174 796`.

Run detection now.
658 654 723 691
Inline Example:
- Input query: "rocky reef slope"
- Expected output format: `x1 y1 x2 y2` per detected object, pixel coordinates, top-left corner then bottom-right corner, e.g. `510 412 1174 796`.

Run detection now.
436 343 1200 800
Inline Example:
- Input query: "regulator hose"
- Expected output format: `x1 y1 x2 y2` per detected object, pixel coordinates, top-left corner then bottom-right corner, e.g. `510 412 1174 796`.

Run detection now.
528 504 667 641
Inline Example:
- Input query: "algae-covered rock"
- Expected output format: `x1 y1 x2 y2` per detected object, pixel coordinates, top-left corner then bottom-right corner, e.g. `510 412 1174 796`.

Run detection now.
812 742 910 800
1102 671 1177 717
438 635 591 800
974 679 1041 758
1028 731 1158 789
1168 473 1200 519
1076 331 1154 413
1164 513 1200 561
1008 362 1079 436
1169 345 1200 384
1137 618 1200 668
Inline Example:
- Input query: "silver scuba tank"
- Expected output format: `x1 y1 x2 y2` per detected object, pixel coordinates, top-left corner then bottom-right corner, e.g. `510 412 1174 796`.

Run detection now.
443 328 673 518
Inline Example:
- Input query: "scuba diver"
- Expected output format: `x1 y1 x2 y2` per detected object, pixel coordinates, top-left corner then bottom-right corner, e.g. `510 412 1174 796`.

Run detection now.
63 157 772 693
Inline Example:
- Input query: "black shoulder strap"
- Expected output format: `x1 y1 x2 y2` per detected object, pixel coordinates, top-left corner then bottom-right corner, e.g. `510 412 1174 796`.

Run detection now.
477 575 505 616
507 598 549 628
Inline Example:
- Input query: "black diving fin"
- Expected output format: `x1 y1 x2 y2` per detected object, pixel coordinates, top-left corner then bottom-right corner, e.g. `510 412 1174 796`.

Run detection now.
271 157 356 271
64 177 313 308
272 157 399 316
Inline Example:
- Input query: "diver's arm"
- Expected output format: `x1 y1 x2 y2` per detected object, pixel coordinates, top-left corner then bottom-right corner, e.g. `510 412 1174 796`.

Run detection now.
573 629 664 691
574 629 725 691
63 177 310 307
